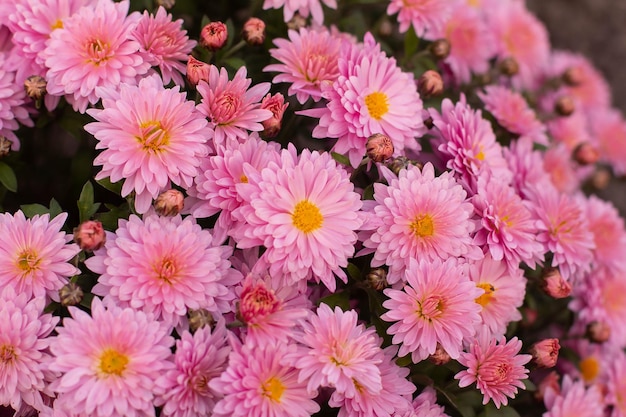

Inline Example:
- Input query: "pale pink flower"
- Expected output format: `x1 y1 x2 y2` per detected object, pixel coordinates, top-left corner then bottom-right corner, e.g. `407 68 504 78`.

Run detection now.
0 286 58 413
503 137 553 200
155 321 231 417
547 112 592 152
262 0 336 25
468 254 526 339
210 338 320 417
48 297 174 417
588 108 626 175
86 214 240 331
543 375 604 417
43 0 150 113
265 27 346 104
382 258 483 363
606 352 626 417
583 195 626 273
403 387 449 417
0 211 80 301
197 65 271 145
0 55 33 149
131 6 196 86
294 303 383 396
85 74 211 214
361 163 479 285
542 144 581 195
387 0 453 36
231 147 363 292
455 334 531 408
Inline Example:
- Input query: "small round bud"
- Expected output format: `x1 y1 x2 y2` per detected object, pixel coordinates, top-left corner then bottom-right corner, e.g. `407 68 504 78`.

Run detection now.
73 220 106 252
287 13 306 31
59 282 84 307
418 70 444 98
429 39 450 60
0 136 11 158
562 66 584 87
188 309 214 333
530 338 560 368
535 371 560 402
541 267 572 298
521 307 538 327
24 75 47 106
186 56 210 86
378 19 393 37
386 156 410 176
365 267 388 291
154 189 184 216
573 142 599 165
156 0 175 9
242 17 266 46
498 57 519 77
555 96 575 116
200 21 228 51
475 72 492 86
586 321 611 344
260 93 288 138
366 133 394 163
591 168 611 190
429 344 451 365
423 116 434 130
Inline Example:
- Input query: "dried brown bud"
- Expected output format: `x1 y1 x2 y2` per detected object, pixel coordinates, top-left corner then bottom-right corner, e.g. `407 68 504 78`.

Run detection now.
498 57 519 77
591 168 611 190
535 371 560 402
418 70 444 98
555 96 575 116
242 17 266 46
154 189 184 216
386 156 410 176
200 21 228 51
0 136 11 158
429 344 451 365
59 282 84 307
530 338 560 368
586 321 611 343
73 220 106 252
378 19 393 37
562 66 584 87
429 39 451 60
366 133 394 163
541 267 572 298
423 116 434 130
186 56 210 86
188 309 214 333
365 267 388 291
287 13 307 31
156 0 175 9
573 142 599 165
24 75 47 105
260 93 288 138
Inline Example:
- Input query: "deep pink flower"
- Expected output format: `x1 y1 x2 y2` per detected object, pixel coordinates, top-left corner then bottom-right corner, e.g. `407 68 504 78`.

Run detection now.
0 55 33 149
262 0 336 25
543 375 604 417
387 0 453 36
403 387 449 417
583 195 626 273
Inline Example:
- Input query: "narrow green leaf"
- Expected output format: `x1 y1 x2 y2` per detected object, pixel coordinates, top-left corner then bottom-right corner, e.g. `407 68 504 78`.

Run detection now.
20 204 49 218
224 57 246 71
0 162 17 192
48 199 64 219
318 291 350 311
77 181 100 222
404 25 420 60
96 177 123 196
331 152 351 166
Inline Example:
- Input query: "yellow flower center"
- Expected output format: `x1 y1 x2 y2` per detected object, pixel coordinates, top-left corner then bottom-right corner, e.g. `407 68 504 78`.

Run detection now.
364 91 389 120
409 214 434 238
292 200 323 233
475 283 495 307
262 376 285 402
475 149 485 161
240 174 248 183
16 249 40 276
579 356 600 383
86 38 110 65
137 120 170 153
0 345 16 364
98 348 129 377
154 257 177 284
51 19 63 30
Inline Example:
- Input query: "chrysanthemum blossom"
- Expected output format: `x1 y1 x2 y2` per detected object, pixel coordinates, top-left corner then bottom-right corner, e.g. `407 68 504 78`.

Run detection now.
503 138 553 200
0 55 33 149
0 211 80 301
155 321 231 417
455 334 531 408
588 108 626 176
404 387 449 417
232 147 363 292
131 6 196 86
86 214 240 331
547 111 591 152
361 163 479 284
210 338 320 417
387 0 453 36
382 258 483 363
48 297 174 417
197 65 271 145
606 352 626 416
43 0 151 113
583 195 626 273
543 375 604 417
262 0 336 25
265 27 347 104
294 303 383 397
468 254 526 339
0 286 58 413
85 74 211 214
541 144 582 195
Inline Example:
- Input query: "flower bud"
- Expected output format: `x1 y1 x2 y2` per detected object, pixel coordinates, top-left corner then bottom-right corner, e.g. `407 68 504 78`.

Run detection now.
530 338 560 368
378 19 393 37
0 136 11 158
535 371 560 401
429 344 451 365
260 93 288 138
573 142 599 165
59 282 84 307
555 96 575 116
418 70 444 98
366 133 394 163
521 307 538 327
586 321 611 343
591 168 611 190
188 309 214 333
386 156 410 176
154 189 184 216
429 39 450 60
365 267 388 291
186 56 210 86
156 0 175 9
562 66 583 87
24 75 47 108
498 57 519 77
242 17 265 46
200 21 228 51
73 220 106 252
287 13 306 30
423 116 434 130
541 267 571 298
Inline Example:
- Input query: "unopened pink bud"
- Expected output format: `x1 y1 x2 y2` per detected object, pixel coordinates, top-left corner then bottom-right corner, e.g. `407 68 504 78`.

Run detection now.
366 133 394 163
530 338 560 368
542 268 571 298
186 56 210 86
200 21 228 51
573 142 599 165
429 344 451 365
260 93 288 138
154 189 184 216
418 70 444 98
586 321 611 343
242 17 266 46
73 220 106 252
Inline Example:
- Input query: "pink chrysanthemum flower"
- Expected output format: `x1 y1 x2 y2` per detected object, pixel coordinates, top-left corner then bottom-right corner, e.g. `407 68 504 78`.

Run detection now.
543 375 604 417
468 254 526 339
131 6 196 86
584 195 626 273
0 55 33 150
0 211 79 301
361 163 479 285
265 27 347 104
155 321 231 417
210 338 320 417
48 297 174 417
606 352 626 416
262 0 336 25
85 74 211 214
588 108 626 175
86 214 240 331
382 258 483 363
478 85 548 145
547 112 591 152
403 387 449 417
303 35 425 168
43 0 151 113
472 178 544 271
197 65 271 146
455 334 531 409
503 138 553 200
232 147 363 292
429 96 512 192
541 144 581 195
294 303 383 396
0 286 58 413
387 0 453 36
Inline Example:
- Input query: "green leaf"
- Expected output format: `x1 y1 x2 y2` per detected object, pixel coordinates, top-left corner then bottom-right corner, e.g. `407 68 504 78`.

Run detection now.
331 152 351 166
346 262 361 281
95 203 131 231
20 203 50 218
0 162 17 192
318 291 350 311
482 403 521 417
224 57 246 71
224 19 236 50
77 181 101 223
48 199 63 219
96 177 123 196
404 25 420 60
